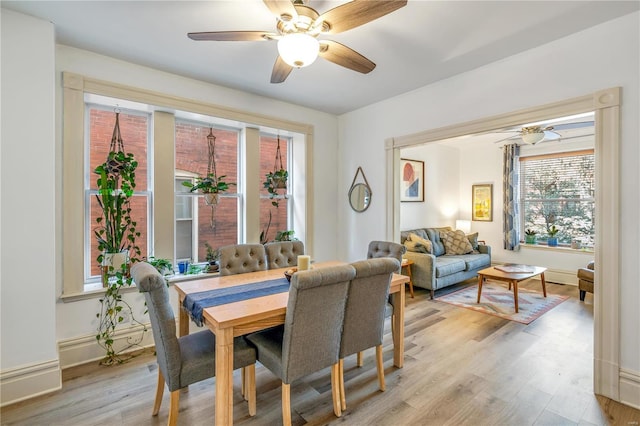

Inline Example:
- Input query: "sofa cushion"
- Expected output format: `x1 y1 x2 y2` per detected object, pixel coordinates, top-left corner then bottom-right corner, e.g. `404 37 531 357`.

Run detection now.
425 228 449 256
441 230 474 255
435 257 466 277
452 253 491 271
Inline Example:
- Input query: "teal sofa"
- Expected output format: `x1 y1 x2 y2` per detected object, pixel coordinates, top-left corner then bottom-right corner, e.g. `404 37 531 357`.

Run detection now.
400 227 491 299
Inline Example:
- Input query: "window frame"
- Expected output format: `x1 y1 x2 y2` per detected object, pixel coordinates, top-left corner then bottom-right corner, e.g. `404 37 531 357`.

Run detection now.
61 72 313 299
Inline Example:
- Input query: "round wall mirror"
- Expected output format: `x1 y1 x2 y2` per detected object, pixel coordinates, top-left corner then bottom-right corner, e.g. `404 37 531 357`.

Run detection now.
349 182 372 212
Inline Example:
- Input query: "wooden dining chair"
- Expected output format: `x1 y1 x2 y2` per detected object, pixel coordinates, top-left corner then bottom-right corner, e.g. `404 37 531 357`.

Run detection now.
246 264 356 426
131 262 257 426
218 243 267 276
366 240 406 364
264 241 305 269
338 257 399 410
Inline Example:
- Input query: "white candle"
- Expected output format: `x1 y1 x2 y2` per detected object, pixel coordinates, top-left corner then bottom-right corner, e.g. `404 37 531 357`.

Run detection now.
298 255 311 271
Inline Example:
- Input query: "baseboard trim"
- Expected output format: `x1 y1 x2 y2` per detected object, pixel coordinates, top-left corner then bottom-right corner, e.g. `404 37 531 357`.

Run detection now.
58 322 155 369
543 268 578 286
0 359 61 407
620 368 640 410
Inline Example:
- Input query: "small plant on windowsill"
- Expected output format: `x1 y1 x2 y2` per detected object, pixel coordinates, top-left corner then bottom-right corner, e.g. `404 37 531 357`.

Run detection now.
275 230 297 242
547 225 560 247
182 173 235 206
146 256 174 276
524 229 538 244
204 242 220 273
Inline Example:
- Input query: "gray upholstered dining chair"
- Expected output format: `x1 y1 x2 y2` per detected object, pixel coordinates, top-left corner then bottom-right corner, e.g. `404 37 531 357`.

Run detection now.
366 240 406 364
264 241 305 269
339 257 399 411
218 243 267 276
246 264 356 426
131 262 257 426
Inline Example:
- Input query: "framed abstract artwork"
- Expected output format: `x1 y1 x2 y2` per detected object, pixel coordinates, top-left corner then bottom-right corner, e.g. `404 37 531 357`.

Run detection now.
400 159 424 202
472 184 493 221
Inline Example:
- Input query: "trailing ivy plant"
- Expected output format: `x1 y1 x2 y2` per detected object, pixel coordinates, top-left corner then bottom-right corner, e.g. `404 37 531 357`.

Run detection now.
94 148 145 365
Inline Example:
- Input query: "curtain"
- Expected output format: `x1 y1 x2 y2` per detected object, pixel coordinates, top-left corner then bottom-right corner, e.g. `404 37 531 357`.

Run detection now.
503 144 520 250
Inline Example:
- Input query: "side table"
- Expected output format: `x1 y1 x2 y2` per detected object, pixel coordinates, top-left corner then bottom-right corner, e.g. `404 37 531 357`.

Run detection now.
401 258 414 298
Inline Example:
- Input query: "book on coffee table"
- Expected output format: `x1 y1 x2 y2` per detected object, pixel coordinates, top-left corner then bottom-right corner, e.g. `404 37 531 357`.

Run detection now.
494 264 535 273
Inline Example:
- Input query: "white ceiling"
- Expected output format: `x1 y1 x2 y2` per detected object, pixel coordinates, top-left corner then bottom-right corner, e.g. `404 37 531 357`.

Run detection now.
2 1 638 115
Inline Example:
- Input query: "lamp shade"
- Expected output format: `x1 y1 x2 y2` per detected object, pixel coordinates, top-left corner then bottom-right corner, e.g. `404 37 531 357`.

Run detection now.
277 33 319 68
455 220 471 234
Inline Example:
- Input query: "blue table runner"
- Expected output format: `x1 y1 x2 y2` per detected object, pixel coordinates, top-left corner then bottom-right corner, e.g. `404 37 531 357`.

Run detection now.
183 277 290 326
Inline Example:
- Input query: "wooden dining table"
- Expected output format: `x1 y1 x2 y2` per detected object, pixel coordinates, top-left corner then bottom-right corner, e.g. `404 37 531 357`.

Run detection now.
173 261 409 426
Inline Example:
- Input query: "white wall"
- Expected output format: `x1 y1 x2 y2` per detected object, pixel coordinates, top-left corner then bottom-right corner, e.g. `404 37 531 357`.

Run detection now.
0 9 340 405
339 11 639 401
1 9 60 402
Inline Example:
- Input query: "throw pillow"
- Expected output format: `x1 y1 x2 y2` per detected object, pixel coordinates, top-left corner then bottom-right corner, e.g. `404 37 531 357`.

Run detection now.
466 232 479 250
408 232 433 254
441 230 474 255
404 240 428 253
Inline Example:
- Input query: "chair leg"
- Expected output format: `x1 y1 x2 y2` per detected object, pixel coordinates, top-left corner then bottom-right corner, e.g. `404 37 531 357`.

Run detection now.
331 363 342 418
153 369 165 416
356 351 364 367
376 345 386 392
241 366 246 398
246 364 256 416
168 390 180 426
430 289 434 299
282 383 292 426
339 359 346 411
391 314 396 344
580 290 586 301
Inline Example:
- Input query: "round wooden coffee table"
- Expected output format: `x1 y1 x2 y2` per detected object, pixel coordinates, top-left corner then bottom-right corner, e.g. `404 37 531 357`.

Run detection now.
476 265 547 313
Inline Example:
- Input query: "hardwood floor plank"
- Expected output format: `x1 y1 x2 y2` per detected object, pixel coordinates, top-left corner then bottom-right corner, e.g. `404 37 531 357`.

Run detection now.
3 283 640 426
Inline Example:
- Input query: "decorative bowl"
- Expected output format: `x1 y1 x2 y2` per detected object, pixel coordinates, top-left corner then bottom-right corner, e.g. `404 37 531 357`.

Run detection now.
284 268 297 282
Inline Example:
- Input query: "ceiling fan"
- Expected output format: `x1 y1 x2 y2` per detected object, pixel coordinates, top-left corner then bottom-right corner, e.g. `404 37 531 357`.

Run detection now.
493 121 594 145
187 0 407 83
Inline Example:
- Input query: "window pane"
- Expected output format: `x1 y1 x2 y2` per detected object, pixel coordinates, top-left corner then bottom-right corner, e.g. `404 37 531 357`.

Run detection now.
89 194 149 277
175 178 193 220
520 152 595 247
176 220 193 261
89 108 148 190
260 135 289 243
260 198 289 243
197 197 238 261
260 135 288 196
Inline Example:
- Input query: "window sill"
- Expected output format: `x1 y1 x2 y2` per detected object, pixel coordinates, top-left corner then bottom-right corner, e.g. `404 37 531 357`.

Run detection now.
520 243 594 254
61 271 220 302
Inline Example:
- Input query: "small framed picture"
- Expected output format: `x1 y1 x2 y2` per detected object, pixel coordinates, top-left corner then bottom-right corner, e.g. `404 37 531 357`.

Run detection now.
472 184 493 221
400 159 424 202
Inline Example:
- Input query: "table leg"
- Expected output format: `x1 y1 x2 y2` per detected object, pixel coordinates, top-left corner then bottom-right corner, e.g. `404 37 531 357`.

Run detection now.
512 280 519 313
215 327 234 426
391 285 405 368
178 296 189 337
405 265 414 298
540 272 547 297
477 274 484 303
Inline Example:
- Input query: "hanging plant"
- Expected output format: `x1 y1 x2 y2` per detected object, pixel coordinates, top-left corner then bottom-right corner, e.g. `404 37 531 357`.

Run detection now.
263 135 288 208
94 111 146 365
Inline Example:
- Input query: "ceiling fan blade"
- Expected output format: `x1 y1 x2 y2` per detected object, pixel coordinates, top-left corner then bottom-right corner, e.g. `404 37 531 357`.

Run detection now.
543 130 561 141
263 0 298 21
271 56 293 84
551 121 594 131
493 135 519 144
319 40 376 74
188 31 275 41
318 0 408 34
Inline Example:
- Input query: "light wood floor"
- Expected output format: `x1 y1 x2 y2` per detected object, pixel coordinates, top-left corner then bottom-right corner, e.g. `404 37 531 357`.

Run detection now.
3 279 639 425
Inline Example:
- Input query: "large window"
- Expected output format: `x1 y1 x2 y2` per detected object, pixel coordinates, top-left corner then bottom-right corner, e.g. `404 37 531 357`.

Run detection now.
519 150 595 248
259 134 290 243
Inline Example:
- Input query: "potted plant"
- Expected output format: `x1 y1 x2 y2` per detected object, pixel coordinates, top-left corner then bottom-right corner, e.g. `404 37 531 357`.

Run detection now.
547 225 559 247
94 147 146 365
204 242 220 273
182 173 235 205
146 256 174 276
275 230 297 242
263 168 288 207
524 229 538 244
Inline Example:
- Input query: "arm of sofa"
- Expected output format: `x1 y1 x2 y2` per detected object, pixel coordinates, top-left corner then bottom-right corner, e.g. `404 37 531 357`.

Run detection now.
478 244 491 257
403 251 436 291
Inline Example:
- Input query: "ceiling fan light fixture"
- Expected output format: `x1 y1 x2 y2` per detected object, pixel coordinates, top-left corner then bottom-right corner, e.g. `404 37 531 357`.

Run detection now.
277 33 319 68
521 131 545 145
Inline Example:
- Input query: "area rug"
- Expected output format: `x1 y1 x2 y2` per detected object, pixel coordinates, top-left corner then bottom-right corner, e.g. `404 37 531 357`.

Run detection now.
437 282 569 324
